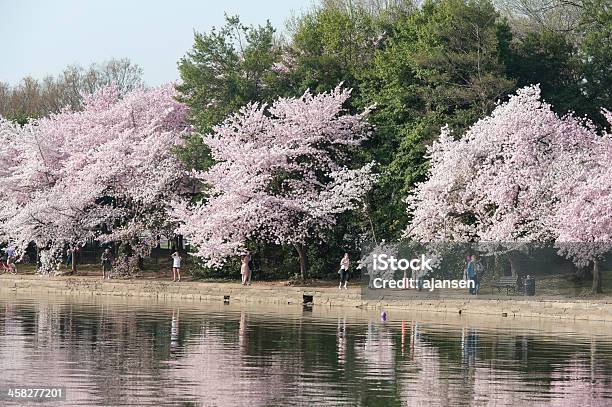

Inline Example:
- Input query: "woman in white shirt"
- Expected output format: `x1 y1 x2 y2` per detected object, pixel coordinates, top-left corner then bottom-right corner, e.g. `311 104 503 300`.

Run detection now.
171 251 181 282
338 253 350 289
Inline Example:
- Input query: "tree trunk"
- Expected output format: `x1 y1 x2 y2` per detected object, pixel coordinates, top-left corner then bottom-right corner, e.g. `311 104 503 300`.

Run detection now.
294 243 307 280
154 235 160 265
35 244 39 269
508 252 521 277
493 254 501 279
174 235 184 251
93 240 98 265
592 260 602 294
70 246 77 275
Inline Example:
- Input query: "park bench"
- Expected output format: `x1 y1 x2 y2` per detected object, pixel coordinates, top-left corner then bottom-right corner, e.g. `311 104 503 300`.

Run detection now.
491 275 520 295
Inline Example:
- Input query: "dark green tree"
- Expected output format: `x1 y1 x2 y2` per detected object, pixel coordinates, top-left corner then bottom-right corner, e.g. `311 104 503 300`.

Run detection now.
176 16 284 171
505 30 582 115
577 0 612 128
285 5 381 97
361 0 515 239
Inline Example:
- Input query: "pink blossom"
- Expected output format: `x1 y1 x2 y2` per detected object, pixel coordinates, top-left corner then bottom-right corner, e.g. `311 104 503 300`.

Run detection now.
0 84 190 271
406 85 612 267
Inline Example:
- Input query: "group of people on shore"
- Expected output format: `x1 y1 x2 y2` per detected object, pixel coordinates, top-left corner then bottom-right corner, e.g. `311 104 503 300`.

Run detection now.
337 252 483 294
223 250 485 294
237 251 351 288
6 245 483 295
98 248 183 281
91 249 481 296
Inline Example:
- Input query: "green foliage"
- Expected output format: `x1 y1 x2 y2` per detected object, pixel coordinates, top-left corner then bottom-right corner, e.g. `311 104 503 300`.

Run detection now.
578 0 612 128
8 114 32 126
285 5 382 97
176 16 285 171
361 0 515 240
506 31 583 116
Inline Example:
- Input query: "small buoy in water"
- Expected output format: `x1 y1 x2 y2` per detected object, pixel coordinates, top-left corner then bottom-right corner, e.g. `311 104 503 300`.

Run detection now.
381 311 387 321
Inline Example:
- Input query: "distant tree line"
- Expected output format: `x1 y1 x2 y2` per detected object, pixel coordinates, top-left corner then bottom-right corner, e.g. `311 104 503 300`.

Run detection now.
0 58 144 123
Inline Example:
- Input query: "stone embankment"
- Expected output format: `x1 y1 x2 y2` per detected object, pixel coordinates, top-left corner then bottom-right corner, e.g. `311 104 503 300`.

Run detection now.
1 274 611 322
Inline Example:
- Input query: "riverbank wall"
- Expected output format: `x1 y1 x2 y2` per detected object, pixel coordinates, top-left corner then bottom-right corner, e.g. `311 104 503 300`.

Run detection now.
1 274 611 322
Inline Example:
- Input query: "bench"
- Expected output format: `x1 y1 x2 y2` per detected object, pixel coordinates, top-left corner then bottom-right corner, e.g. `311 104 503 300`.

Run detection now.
491 275 520 295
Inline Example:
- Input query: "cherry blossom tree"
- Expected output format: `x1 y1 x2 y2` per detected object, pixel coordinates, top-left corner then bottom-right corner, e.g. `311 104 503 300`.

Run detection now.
0 84 190 273
551 109 612 293
174 86 377 278
405 85 604 277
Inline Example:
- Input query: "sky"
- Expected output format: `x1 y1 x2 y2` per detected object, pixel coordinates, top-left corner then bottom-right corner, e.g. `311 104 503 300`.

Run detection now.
1 0 314 86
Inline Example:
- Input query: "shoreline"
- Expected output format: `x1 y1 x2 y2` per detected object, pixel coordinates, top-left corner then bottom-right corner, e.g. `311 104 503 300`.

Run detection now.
3 288 612 337
1 274 611 322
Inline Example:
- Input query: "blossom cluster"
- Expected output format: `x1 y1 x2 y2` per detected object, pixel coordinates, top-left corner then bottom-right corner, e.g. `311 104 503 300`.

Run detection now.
174 86 377 267
0 84 190 270
405 85 612 267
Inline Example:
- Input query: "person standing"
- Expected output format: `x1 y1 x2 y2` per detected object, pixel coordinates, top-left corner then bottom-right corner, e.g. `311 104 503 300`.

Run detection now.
101 248 113 279
171 251 182 282
338 253 350 289
6 256 16 274
466 255 476 295
240 253 250 285
6 247 16 274
66 247 72 269
247 253 254 285
66 246 79 275
472 254 482 295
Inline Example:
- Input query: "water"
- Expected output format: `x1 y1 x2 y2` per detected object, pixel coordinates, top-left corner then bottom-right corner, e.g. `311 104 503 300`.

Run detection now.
1 293 611 406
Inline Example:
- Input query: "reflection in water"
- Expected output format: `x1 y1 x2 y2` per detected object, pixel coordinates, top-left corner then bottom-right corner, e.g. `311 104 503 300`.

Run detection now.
462 327 478 368
0 294 611 406
170 308 179 352
238 310 248 356
337 317 347 367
